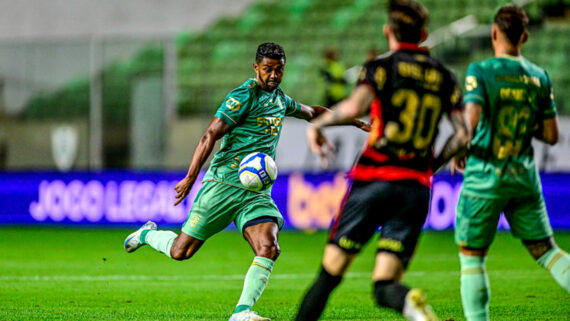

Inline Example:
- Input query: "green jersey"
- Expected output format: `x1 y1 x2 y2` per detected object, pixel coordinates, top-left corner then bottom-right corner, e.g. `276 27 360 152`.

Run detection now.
462 55 557 198
202 78 301 194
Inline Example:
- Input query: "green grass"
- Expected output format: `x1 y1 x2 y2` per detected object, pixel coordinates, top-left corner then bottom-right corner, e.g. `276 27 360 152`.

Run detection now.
0 228 568 320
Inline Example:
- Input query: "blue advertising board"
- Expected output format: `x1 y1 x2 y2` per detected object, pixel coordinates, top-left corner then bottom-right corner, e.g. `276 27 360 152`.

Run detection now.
1 171 569 230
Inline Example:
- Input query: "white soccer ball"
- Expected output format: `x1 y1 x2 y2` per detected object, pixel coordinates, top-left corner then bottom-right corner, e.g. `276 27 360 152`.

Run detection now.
238 152 278 191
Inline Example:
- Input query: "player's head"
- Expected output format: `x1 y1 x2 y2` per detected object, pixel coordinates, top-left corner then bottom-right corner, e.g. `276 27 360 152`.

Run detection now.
492 4 529 50
254 42 286 92
384 0 429 45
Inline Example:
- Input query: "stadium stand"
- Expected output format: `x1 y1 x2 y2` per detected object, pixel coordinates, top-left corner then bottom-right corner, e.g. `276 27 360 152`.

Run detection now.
22 0 570 123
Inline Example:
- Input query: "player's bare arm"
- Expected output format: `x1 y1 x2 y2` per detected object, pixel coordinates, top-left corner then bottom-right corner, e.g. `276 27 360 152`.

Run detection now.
433 109 469 173
464 101 482 132
534 116 559 145
174 117 231 205
306 85 374 163
294 103 371 132
450 102 481 174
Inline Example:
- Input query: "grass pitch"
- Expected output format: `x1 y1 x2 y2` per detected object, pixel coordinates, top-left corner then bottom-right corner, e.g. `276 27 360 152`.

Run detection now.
0 227 568 320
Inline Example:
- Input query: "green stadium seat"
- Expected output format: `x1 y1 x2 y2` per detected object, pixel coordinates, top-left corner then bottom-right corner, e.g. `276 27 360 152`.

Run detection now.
23 0 570 121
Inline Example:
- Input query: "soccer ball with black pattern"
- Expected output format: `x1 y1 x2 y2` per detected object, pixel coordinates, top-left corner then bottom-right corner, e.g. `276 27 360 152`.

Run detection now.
238 152 278 191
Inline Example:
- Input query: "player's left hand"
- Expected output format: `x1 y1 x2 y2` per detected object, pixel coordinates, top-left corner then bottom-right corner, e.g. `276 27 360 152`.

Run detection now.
353 119 371 132
307 124 335 168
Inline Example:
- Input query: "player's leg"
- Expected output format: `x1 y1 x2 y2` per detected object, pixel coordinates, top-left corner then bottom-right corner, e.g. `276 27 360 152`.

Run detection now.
458 246 490 321
125 181 237 260
455 193 504 321
295 181 385 321
371 181 436 321
229 193 285 321
128 222 204 259
525 237 570 292
295 244 356 321
505 195 570 292
233 220 280 317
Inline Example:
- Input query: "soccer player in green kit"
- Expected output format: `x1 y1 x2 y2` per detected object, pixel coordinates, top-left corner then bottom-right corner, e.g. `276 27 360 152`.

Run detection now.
452 5 570 321
123 42 368 321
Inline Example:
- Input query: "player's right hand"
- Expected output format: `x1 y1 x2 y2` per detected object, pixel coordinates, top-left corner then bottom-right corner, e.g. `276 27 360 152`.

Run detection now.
174 176 195 206
307 124 335 169
450 156 466 175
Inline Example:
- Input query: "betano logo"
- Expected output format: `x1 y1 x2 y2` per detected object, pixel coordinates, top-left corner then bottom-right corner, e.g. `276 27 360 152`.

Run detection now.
287 173 348 229
286 174 511 231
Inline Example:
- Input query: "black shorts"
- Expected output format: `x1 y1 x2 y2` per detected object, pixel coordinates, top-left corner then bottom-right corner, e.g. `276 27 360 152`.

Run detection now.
328 180 430 268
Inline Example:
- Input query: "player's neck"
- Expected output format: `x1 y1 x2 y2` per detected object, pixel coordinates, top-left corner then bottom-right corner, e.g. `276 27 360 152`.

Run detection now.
388 37 400 51
494 43 522 58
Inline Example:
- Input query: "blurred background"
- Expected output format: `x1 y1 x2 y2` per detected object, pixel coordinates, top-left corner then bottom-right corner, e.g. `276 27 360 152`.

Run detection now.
0 0 568 230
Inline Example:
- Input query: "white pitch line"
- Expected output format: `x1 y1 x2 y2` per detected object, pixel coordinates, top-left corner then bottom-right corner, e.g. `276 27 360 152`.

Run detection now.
0 270 547 282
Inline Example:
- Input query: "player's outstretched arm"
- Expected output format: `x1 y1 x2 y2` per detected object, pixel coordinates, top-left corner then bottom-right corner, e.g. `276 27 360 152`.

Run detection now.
295 103 371 132
306 85 375 167
174 117 231 205
310 85 374 129
433 109 470 173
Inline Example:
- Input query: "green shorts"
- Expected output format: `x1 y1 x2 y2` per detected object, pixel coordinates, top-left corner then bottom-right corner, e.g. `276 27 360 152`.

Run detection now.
181 180 284 240
455 191 553 248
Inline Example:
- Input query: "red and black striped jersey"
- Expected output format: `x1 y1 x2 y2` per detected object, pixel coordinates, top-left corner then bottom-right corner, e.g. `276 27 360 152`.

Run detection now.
350 43 463 187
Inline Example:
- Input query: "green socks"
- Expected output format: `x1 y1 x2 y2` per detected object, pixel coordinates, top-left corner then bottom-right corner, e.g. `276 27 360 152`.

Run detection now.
537 247 570 293
460 254 490 321
234 256 275 314
141 230 177 258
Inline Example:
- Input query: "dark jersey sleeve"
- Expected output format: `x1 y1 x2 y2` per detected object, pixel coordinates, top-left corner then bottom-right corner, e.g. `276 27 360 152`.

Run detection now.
356 61 387 94
447 72 464 114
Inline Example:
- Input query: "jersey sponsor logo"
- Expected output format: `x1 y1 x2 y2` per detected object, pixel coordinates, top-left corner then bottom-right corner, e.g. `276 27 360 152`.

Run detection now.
189 214 202 228
338 236 363 251
377 238 404 252
225 97 242 111
257 117 283 136
374 67 387 90
230 155 240 169
465 76 477 91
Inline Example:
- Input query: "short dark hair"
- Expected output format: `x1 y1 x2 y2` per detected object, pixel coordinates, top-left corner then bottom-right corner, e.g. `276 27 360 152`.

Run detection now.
388 0 429 43
256 42 286 63
494 4 529 46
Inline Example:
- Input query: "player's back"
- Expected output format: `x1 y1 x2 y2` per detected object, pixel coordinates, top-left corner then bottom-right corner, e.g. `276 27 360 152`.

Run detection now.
351 45 462 187
462 56 556 197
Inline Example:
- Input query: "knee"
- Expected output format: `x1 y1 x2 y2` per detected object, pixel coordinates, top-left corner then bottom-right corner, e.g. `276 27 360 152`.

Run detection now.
170 242 200 261
170 247 190 261
523 237 554 260
255 243 281 260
